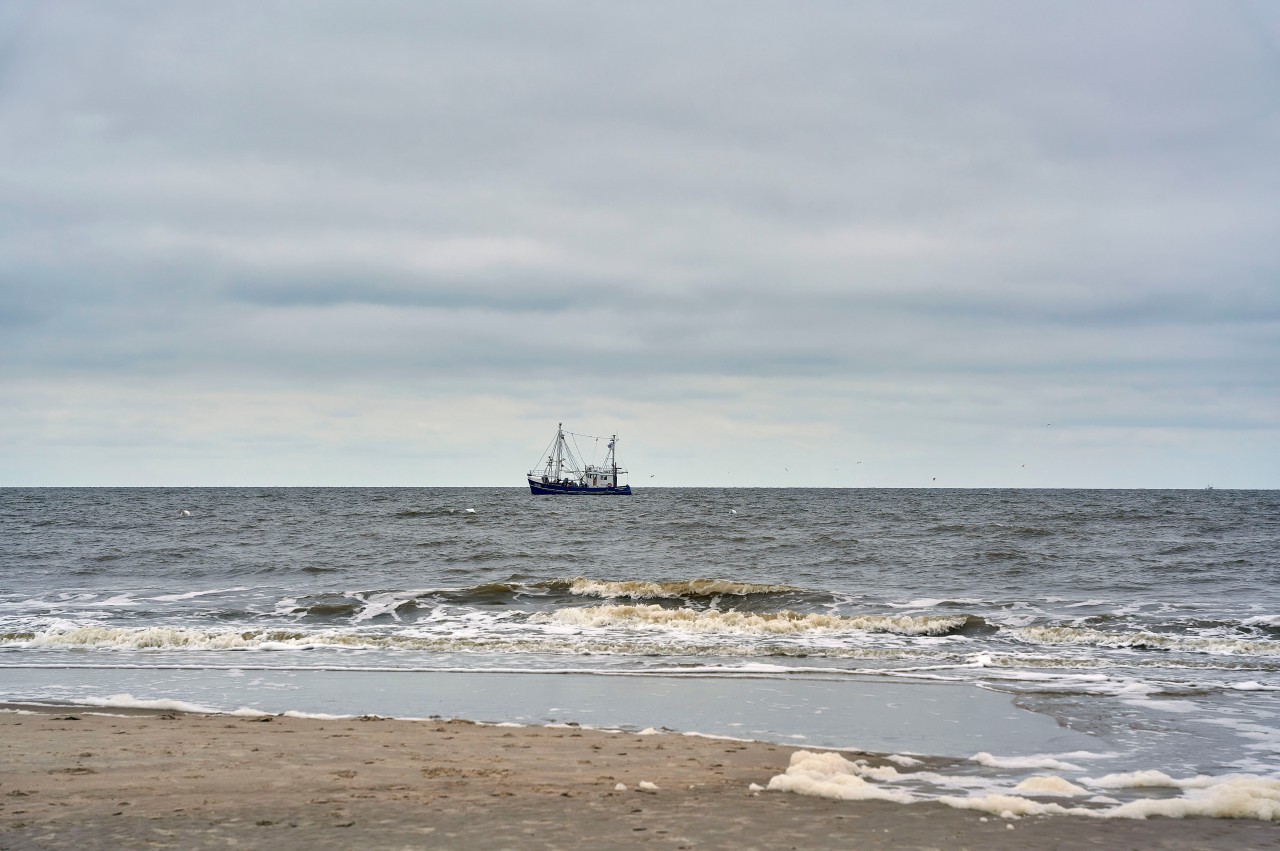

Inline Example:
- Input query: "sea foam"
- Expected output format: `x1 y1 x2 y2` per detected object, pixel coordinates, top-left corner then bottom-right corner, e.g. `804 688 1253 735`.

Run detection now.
1013 775 1091 796
534 604 970 636
561 578 797 599
972 752 1085 772
766 752 1280 821
1013 626 1280 657
1104 777 1280 820
71 693 225 715
766 751 916 803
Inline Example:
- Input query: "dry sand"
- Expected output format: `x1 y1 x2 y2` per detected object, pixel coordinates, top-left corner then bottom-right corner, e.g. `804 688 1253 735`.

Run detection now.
1 707 1276 850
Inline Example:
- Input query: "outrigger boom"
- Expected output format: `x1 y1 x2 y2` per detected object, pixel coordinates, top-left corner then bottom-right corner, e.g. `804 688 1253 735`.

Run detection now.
528 423 632 495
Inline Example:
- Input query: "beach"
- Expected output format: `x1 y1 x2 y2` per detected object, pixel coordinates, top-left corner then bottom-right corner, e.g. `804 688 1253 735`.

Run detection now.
2 707 1276 850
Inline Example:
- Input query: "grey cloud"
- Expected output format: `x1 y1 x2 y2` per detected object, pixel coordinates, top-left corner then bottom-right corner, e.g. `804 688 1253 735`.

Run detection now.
2 1 1278 485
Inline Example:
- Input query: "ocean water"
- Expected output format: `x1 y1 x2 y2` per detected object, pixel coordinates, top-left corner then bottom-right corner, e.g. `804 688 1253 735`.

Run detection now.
3 487 1278 817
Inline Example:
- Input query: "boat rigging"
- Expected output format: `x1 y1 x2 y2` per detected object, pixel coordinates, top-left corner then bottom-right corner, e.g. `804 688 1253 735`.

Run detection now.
527 423 632 495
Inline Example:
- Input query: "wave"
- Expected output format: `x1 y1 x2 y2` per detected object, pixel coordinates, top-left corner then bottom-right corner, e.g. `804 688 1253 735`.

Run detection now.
533 604 973 636
286 585 525 618
549 578 798 600
16 626 318 650
283 578 806 610
0 624 973 656
293 601 364 618
1012 626 1280 657
451 581 525 600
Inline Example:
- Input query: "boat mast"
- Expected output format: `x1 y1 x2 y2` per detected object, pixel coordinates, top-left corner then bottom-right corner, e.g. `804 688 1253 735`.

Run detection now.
611 434 617 485
553 422 564 481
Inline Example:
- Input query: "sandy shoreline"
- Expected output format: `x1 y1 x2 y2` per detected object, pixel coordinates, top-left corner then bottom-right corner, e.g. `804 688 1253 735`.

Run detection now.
1 707 1276 850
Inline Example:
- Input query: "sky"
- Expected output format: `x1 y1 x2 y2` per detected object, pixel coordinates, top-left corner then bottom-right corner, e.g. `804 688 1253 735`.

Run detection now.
1 0 1277 487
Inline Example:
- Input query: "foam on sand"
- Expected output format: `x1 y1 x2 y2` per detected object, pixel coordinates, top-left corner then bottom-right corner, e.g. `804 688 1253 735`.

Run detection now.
1084 770 1211 789
536 604 970 636
765 751 916 803
937 793 1086 818
972 752 1085 772
1105 777 1280 820
1013 775 1091 797
766 752 1280 821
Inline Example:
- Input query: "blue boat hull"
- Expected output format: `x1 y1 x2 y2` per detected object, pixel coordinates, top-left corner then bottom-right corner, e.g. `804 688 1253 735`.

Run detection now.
528 479 632 495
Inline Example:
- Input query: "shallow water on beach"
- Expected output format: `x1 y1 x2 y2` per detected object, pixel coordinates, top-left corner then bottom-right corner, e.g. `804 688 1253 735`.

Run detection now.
2 487 1278 814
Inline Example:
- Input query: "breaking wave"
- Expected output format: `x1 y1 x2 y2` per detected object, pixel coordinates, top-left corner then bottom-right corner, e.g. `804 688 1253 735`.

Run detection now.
281 578 805 614
1 623 970 656
551 578 798 599
1013 626 1280 657
533 604 973 636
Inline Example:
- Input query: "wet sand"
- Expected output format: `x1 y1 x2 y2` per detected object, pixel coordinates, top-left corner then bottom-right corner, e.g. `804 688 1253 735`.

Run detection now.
1 708 1275 850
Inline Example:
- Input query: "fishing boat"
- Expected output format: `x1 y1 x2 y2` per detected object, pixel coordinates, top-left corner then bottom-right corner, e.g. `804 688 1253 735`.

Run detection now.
527 423 632 495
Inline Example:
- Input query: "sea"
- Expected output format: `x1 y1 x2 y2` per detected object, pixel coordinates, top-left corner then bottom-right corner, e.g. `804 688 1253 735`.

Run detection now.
3 487 1279 818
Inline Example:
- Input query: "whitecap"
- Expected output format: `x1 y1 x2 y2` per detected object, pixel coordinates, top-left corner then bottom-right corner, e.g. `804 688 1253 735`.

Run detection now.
533 604 970 637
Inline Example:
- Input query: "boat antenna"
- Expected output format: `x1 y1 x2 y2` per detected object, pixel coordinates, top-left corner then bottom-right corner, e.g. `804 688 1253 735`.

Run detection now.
553 422 564 481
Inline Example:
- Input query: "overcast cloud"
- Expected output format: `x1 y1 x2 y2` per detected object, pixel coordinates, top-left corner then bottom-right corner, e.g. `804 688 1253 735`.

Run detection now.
1 0 1277 486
